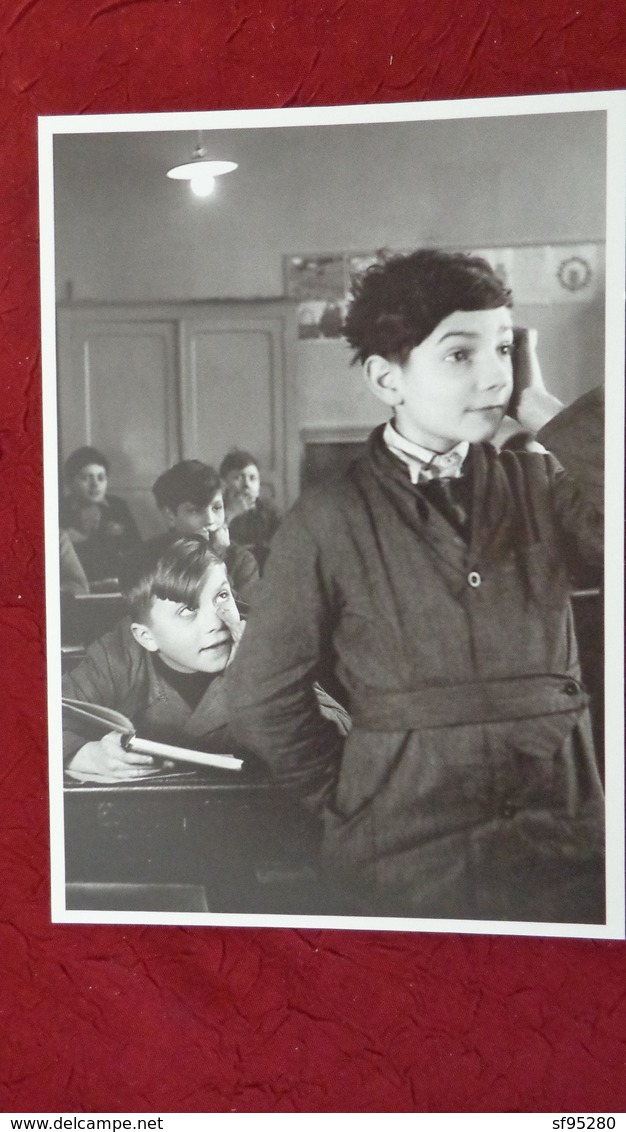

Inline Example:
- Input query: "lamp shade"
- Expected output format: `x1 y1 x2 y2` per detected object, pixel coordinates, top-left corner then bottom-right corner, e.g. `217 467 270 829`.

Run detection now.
166 158 238 180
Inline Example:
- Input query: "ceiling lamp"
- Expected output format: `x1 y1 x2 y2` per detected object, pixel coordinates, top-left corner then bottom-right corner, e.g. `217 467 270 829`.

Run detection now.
167 136 238 199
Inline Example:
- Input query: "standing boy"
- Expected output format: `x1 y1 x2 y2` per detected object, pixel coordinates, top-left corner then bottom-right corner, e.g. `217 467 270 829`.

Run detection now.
228 249 605 925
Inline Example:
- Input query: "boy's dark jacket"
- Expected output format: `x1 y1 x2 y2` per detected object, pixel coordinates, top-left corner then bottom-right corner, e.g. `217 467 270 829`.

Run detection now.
228 419 605 922
62 618 238 765
229 498 281 550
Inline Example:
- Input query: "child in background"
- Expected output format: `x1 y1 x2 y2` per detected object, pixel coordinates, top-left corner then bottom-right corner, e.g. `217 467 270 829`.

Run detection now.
60 446 141 585
148 460 259 604
228 248 605 925
219 448 281 572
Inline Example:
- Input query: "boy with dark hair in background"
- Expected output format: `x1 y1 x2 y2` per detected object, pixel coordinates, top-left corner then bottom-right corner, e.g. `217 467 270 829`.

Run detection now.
148 460 259 604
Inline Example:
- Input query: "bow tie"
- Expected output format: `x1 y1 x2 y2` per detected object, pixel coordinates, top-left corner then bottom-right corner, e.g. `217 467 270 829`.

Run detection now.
416 448 466 483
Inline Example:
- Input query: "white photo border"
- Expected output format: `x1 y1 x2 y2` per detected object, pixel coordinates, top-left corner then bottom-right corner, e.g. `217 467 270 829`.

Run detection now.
40 90 626 938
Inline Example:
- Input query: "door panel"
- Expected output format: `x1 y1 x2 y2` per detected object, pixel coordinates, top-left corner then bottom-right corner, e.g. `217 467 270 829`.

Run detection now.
56 300 297 537
181 306 292 509
187 328 274 466
58 311 179 537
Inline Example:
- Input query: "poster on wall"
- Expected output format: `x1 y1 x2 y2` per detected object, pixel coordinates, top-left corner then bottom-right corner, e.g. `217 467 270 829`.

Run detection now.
40 91 625 939
287 242 606 339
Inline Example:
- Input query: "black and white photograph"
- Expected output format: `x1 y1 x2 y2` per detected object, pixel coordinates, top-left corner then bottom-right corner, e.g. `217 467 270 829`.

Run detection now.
40 93 625 936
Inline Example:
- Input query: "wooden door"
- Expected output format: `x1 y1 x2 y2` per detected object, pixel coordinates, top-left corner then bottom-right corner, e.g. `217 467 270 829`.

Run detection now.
56 300 298 536
57 307 180 537
180 301 296 511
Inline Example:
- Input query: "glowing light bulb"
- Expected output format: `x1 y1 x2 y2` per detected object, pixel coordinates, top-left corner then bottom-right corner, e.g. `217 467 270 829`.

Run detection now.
190 169 216 198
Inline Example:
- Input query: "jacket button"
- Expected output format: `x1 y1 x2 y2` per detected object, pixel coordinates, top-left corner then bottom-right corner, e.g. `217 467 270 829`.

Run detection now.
501 800 517 819
467 571 481 588
563 680 579 696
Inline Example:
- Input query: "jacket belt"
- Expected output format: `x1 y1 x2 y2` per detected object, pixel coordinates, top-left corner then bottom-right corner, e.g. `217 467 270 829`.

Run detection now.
350 674 588 731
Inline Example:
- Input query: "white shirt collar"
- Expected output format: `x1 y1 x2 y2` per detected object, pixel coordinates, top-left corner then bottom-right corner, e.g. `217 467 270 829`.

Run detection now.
383 420 470 484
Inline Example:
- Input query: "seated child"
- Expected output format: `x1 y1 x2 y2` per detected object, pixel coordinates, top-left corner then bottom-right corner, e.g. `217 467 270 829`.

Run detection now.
148 460 259 604
63 536 348 780
59 528 89 596
62 537 246 779
228 248 605 925
219 448 281 572
60 446 141 585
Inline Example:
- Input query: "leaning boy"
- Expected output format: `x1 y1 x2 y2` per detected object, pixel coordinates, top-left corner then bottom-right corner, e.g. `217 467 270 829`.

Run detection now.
63 536 246 779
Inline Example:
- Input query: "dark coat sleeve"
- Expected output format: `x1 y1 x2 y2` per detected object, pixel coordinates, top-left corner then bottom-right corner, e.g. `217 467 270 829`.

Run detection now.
61 621 146 765
227 501 345 809
538 391 604 573
502 392 603 573
538 386 604 493
224 542 260 604
106 495 142 554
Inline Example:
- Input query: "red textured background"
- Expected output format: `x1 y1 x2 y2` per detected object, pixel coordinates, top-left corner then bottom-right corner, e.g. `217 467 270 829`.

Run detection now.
1 0 625 1114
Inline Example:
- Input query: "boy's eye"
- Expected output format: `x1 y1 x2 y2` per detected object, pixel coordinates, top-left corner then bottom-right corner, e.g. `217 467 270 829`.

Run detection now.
216 589 232 603
445 348 471 363
499 342 514 356
176 605 197 618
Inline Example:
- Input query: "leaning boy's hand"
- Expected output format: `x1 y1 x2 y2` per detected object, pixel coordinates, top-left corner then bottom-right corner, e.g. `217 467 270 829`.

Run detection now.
67 730 156 780
217 606 246 666
510 326 563 433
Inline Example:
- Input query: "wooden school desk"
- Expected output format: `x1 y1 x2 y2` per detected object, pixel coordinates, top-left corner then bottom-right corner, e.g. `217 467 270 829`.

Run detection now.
63 767 323 915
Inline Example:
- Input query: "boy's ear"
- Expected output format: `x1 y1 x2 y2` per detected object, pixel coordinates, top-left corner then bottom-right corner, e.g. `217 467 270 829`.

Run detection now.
160 505 177 530
363 355 404 407
130 621 159 653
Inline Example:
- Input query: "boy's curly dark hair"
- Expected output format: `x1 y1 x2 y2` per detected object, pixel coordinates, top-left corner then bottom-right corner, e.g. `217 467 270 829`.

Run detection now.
152 460 221 512
343 248 512 365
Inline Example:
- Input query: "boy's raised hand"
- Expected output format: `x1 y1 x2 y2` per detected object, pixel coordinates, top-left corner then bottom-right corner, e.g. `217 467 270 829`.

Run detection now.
209 523 231 555
67 730 156 780
511 326 563 433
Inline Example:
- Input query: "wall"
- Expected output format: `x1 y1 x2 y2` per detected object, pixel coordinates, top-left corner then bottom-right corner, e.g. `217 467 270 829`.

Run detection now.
53 111 607 460
54 113 606 302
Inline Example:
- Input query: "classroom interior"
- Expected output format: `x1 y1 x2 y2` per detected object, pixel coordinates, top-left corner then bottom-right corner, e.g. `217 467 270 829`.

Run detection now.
54 110 606 532
52 109 607 917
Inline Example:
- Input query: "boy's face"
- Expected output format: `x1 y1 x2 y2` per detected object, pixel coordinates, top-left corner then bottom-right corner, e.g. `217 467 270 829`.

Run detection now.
70 463 108 505
164 491 225 537
223 464 260 508
134 562 240 674
368 307 514 452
